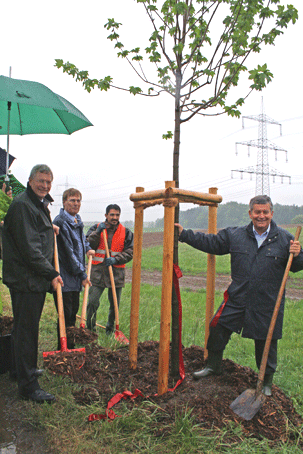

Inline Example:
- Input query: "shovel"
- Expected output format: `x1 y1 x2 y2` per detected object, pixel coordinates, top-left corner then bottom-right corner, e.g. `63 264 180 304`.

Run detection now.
102 230 129 345
43 234 85 358
79 255 93 328
230 226 301 420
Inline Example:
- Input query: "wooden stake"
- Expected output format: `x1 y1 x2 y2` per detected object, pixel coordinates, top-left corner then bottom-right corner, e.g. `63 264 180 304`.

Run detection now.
204 187 218 359
158 181 176 395
129 187 144 370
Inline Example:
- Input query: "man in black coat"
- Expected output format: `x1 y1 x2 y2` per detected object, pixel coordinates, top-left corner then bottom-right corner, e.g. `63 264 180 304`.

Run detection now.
176 195 303 396
2 164 63 403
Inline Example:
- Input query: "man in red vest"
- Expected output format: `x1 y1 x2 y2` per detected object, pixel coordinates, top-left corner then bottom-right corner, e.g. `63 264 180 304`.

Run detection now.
86 204 134 334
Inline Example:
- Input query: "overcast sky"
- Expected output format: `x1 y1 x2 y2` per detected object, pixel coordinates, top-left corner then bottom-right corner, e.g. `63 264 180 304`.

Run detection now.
1 0 302 223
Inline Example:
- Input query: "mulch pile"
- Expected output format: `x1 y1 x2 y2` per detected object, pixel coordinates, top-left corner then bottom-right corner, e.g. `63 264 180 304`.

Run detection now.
43 334 303 445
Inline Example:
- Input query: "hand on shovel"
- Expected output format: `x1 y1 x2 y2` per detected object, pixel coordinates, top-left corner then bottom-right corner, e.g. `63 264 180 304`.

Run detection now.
52 275 64 291
104 257 117 267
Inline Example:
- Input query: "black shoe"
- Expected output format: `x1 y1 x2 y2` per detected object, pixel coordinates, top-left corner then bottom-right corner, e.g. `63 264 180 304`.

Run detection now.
20 389 56 404
192 350 223 380
193 366 219 380
262 374 274 397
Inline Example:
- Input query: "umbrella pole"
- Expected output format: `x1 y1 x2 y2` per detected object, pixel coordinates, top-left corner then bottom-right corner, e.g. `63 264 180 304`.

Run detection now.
6 67 12 178
5 101 11 180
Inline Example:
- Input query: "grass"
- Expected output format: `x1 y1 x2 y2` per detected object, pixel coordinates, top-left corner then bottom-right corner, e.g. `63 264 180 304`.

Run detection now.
1 272 303 453
126 243 231 275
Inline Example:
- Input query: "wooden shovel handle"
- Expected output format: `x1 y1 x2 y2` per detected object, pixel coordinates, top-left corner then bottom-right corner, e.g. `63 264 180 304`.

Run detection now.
102 230 119 328
54 234 66 340
257 226 301 394
80 255 93 327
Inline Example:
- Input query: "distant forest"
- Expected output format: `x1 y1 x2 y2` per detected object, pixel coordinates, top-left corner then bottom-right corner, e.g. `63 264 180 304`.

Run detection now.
129 202 303 231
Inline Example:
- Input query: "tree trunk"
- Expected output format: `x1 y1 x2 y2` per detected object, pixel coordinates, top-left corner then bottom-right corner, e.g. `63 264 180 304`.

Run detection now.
170 71 181 377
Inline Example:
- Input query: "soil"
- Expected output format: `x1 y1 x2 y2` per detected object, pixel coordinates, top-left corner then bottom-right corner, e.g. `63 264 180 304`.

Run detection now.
42 339 303 445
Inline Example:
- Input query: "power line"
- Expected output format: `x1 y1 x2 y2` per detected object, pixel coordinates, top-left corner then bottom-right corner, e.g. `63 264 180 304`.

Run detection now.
232 97 291 195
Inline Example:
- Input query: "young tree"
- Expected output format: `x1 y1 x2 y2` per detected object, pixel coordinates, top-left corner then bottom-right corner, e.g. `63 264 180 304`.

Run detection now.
55 0 298 374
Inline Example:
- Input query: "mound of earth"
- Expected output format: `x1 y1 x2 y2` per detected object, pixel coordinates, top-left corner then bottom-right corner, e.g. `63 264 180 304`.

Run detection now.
44 339 303 444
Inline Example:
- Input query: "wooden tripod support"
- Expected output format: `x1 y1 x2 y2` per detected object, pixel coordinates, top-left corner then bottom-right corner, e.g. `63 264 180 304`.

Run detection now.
129 181 222 394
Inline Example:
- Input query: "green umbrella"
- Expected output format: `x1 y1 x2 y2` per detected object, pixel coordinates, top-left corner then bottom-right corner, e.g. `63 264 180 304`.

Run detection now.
0 74 93 174
0 174 25 197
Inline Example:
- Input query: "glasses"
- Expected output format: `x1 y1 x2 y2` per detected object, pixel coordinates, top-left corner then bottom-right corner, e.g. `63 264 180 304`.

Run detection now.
67 198 81 204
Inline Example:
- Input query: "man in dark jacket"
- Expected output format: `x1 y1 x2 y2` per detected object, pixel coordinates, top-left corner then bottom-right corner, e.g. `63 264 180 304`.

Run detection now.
2 164 63 403
86 204 133 334
53 188 94 349
176 195 303 396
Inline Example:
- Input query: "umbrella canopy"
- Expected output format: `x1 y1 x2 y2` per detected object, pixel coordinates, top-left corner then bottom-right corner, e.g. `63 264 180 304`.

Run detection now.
0 174 25 197
0 75 93 135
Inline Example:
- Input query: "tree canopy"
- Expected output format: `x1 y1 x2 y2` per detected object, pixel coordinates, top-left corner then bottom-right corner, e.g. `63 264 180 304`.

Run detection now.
56 0 298 124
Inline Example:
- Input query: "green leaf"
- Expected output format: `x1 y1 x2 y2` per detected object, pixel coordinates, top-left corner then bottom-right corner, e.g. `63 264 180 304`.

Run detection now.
129 86 143 95
249 64 273 91
162 131 173 140
55 59 63 68
104 18 122 30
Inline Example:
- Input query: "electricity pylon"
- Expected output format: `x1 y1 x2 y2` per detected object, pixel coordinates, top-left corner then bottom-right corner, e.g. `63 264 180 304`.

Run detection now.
231 98 290 195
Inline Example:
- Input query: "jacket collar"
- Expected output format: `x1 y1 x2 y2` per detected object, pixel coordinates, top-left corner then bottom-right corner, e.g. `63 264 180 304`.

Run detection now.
60 208 83 227
26 182 54 208
247 220 279 239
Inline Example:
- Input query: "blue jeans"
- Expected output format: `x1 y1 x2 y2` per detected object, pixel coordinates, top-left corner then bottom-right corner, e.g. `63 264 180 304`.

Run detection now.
86 285 122 331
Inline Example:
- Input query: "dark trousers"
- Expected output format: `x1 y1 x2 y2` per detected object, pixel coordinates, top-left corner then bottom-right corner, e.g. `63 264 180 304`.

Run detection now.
86 286 122 331
10 289 45 395
207 323 278 375
53 291 80 349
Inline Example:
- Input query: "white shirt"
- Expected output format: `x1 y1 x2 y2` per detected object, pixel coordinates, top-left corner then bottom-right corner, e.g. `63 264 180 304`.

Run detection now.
253 224 271 248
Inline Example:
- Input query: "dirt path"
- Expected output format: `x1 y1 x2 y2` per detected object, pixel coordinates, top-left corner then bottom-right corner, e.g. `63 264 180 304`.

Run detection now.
125 268 303 300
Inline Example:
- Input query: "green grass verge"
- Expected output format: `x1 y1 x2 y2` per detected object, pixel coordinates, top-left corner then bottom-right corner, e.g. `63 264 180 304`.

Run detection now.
1 279 303 454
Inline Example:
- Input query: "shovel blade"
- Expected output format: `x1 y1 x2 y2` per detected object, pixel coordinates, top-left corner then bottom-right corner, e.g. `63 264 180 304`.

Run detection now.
115 329 129 345
43 347 85 358
230 388 266 421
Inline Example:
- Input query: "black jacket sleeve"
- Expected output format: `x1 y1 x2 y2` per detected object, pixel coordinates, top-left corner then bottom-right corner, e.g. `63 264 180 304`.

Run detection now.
179 228 231 256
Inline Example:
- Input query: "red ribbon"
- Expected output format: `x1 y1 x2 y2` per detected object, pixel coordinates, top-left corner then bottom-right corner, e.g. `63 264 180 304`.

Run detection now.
88 264 185 422
210 290 229 327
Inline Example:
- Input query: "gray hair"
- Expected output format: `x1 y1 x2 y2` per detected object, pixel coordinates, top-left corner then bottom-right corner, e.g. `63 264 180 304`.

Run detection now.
29 164 53 181
249 195 273 211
